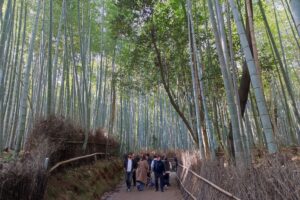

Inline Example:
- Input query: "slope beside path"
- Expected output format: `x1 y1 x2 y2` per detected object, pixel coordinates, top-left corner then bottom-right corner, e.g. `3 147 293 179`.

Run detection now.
101 172 184 200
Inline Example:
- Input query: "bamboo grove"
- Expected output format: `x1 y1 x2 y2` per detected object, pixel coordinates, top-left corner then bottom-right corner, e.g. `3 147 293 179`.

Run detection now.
0 0 299 165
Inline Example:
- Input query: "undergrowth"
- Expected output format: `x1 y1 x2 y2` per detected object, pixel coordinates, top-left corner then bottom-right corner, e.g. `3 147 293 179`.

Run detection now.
177 149 300 200
45 159 123 200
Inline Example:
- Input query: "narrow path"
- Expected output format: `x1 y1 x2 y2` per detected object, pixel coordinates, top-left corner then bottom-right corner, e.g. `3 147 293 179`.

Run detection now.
102 172 184 200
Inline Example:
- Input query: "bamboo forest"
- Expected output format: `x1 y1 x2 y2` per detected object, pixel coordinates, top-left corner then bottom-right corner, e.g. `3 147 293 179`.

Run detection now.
0 0 300 199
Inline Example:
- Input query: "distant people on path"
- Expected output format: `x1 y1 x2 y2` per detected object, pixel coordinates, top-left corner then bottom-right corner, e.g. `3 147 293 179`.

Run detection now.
123 153 133 192
153 155 165 192
174 156 178 171
163 157 172 188
136 154 149 191
123 152 178 193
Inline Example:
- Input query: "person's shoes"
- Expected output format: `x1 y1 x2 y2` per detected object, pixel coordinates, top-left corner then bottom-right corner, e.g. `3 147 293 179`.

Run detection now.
161 190 164 192
155 189 158 192
127 188 131 192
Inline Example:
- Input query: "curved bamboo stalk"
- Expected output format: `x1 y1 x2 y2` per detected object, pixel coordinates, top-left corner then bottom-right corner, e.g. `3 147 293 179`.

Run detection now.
48 152 107 173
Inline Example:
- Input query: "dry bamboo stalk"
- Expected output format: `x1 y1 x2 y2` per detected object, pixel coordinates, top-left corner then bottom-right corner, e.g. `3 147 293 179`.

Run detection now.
48 152 107 173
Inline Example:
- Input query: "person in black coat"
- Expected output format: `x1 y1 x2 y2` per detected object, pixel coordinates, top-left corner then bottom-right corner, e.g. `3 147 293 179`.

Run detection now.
132 154 140 186
153 155 165 192
174 156 178 171
163 157 171 187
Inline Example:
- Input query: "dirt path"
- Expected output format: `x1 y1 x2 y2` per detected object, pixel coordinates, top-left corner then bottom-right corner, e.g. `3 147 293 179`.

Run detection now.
101 172 184 200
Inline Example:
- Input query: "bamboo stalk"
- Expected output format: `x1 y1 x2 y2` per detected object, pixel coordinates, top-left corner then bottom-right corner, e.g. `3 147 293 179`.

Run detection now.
48 152 107 173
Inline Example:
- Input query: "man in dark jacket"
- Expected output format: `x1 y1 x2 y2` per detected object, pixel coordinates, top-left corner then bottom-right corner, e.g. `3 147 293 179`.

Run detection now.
123 153 133 191
174 156 178 171
153 155 165 192
163 157 171 187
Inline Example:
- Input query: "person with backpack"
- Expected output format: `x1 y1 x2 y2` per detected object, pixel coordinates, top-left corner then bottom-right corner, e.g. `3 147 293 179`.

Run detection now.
153 155 165 192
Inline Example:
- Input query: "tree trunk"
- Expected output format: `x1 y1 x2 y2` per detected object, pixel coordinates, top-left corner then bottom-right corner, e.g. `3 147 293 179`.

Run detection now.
259 0 300 128
150 26 199 147
186 0 205 158
208 0 244 163
14 0 42 156
229 0 278 153
47 0 53 116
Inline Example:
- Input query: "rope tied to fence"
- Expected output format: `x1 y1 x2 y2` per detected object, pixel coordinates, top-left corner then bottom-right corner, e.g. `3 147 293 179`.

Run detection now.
178 164 241 200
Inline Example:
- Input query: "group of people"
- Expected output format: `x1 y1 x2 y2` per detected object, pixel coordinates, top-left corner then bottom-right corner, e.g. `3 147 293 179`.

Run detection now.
123 153 178 192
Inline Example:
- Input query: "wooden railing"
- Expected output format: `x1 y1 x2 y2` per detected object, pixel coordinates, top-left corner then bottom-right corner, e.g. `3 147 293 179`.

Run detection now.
177 164 241 200
175 172 197 200
48 152 108 174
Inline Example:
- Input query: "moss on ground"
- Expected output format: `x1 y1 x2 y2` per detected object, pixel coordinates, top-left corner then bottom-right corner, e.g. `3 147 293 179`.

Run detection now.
45 159 123 200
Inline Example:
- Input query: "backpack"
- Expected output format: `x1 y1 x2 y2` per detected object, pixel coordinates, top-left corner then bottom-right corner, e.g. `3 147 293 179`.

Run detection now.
153 160 159 172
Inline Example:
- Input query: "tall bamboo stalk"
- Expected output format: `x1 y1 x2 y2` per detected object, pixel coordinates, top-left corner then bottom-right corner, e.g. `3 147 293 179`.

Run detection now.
208 0 244 162
229 0 278 153
14 0 42 156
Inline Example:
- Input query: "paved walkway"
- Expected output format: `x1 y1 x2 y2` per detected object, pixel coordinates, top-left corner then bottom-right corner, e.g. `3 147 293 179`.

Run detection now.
102 172 184 200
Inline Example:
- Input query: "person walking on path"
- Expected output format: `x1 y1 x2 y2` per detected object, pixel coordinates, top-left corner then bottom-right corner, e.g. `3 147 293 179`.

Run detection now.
163 157 171 188
153 155 165 192
149 155 157 187
124 153 134 192
132 154 139 187
146 154 152 171
145 154 152 186
174 156 178 171
136 155 149 191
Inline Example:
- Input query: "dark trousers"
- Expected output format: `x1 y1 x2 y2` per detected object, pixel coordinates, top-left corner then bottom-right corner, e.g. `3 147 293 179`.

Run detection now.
164 173 170 186
137 181 145 191
125 172 132 189
155 173 164 191
132 170 136 186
